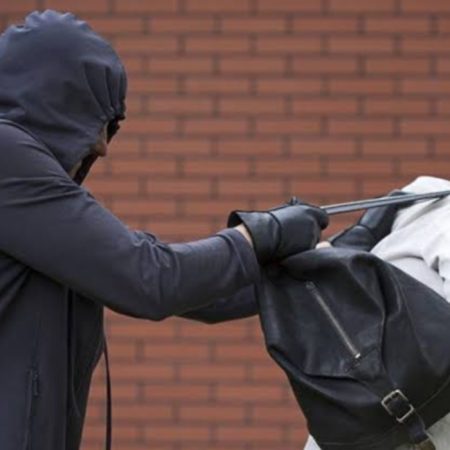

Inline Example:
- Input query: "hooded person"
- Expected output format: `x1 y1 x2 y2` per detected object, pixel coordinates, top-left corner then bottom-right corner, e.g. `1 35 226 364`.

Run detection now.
0 10 331 450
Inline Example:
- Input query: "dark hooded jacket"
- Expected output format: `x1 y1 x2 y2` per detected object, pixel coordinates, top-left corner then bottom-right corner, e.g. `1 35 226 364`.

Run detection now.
0 11 258 450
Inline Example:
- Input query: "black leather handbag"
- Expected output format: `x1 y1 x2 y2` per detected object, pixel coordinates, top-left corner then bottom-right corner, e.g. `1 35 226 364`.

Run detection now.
258 247 450 450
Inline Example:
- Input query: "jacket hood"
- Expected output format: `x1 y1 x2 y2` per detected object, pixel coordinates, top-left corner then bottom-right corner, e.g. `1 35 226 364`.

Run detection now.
0 10 127 176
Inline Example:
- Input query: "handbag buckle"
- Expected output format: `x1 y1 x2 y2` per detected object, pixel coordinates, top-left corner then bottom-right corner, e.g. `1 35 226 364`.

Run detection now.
381 389 415 423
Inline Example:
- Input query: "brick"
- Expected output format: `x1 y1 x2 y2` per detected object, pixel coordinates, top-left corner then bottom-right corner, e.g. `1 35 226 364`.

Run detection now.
89 383 138 401
113 404 174 420
179 405 245 422
182 199 246 218
329 37 395 54
256 118 321 134
110 317 175 340
151 17 214 33
144 384 211 401
145 425 210 441
179 364 247 381
110 159 177 176
44 0 108 12
143 343 209 360
107 341 138 359
184 119 248 135
186 0 250 12
257 0 322 12
330 0 395 11
401 79 450 95
435 58 450 74
218 138 284 156
364 99 430 115
115 0 178 12
362 139 428 156
293 98 358 115
216 385 285 402
218 180 284 197
214 343 271 362
291 138 357 156
400 159 450 177
183 159 250 176
127 77 178 95
112 199 176 216
251 405 304 423
217 426 284 442
293 57 358 75
115 36 178 54
85 179 140 196
435 139 450 156
361 179 411 196
219 98 285 115
329 118 394 135
294 17 358 33
120 118 177 135
146 179 211 196
365 17 430 33
329 79 395 95
186 77 251 94
113 364 175 381
327 160 394 176
0 0 35 12
366 57 430 75
178 321 249 340
257 78 322 94
148 97 214 115
222 17 287 33
220 57 285 74
437 18 450 34
254 158 321 176
256 36 322 53
290 179 356 195
436 99 450 114
84 17 144 34
150 57 213 74
119 55 145 74
401 119 450 135
247 362 288 383
83 424 140 440
402 37 450 53
401 0 450 12
145 138 211 155
186 36 251 53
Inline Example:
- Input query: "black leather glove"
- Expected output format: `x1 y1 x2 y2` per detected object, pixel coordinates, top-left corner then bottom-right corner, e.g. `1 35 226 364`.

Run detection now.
228 199 329 264
329 190 411 252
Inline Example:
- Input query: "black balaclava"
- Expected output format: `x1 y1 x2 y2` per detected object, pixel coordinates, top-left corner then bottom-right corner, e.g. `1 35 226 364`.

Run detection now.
0 10 127 183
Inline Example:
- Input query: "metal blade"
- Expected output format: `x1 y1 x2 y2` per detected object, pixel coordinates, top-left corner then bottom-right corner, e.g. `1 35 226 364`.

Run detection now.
322 190 450 215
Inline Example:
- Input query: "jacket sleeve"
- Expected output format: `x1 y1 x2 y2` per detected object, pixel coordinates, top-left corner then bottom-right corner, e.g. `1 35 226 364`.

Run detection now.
0 124 260 320
179 284 258 324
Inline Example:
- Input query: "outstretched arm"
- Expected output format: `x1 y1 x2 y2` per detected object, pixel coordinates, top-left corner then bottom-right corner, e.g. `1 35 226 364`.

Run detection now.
180 284 258 324
0 123 260 320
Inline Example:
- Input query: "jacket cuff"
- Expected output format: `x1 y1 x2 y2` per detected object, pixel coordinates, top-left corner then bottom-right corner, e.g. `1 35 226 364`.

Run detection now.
216 228 261 284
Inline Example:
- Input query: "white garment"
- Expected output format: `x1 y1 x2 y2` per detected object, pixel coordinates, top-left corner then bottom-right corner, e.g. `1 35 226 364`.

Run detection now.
305 176 450 450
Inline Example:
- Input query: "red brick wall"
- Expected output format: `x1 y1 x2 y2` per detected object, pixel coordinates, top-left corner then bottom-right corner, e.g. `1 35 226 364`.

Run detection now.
1 0 450 449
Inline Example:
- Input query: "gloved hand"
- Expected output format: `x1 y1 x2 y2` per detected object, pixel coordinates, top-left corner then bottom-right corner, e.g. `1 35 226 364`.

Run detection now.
329 190 410 252
228 198 329 264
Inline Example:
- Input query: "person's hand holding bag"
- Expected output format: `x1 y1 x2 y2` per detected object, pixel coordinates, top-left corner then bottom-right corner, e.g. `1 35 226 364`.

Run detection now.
229 198 329 264
329 190 411 252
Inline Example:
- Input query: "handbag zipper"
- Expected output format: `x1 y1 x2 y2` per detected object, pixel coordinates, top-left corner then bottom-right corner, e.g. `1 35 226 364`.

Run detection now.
306 282 361 360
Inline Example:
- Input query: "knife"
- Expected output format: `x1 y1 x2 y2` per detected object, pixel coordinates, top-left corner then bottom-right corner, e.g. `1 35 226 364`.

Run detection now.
319 190 450 215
